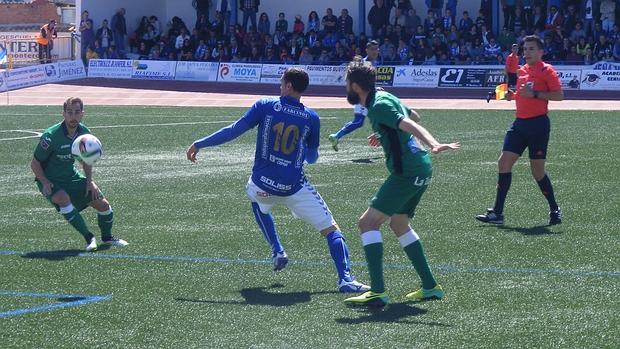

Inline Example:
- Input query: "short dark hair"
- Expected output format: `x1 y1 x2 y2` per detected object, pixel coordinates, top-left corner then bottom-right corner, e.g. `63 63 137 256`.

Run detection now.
63 97 84 111
346 58 376 92
282 67 309 93
524 35 544 49
367 40 379 48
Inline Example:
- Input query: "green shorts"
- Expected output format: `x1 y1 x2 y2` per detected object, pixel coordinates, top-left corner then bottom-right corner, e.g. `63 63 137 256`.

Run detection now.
36 175 104 212
370 169 433 218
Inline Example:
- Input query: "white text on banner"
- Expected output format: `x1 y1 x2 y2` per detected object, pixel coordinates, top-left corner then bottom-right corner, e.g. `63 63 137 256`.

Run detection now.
88 59 133 78
217 63 262 83
175 61 219 81
392 66 440 87
305 65 347 86
580 69 620 90
131 60 176 80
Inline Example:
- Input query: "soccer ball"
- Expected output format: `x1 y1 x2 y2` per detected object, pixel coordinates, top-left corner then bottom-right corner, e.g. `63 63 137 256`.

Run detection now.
71 134 102 166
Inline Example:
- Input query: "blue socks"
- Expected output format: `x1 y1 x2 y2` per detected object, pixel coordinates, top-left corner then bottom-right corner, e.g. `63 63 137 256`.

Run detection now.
251 202 353 282
251 202 283 255
325 231 352 282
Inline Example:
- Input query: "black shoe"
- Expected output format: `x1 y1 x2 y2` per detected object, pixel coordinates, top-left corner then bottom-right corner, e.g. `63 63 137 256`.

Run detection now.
486 91 496 103
102 236 129 247
475 208 504 224
549 207 562 225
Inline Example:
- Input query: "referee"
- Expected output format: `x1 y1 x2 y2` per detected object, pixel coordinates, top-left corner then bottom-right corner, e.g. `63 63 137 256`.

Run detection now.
476 35 563 226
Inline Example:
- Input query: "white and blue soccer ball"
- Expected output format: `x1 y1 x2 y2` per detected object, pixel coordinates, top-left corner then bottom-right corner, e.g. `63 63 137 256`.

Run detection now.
71 134 102 166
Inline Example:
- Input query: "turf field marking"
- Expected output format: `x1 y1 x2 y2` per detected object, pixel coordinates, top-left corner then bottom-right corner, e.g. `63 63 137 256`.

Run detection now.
0 291 111 318
0 130 42 141
0 118 338 141
1 250 618 278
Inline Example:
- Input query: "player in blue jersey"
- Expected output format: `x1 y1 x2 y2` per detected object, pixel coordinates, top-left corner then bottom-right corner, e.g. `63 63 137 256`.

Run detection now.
186 67 370 293
327 40 420 151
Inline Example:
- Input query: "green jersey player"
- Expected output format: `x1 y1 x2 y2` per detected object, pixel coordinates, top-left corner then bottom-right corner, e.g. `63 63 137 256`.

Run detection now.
30 97 127 251
342 60 460 308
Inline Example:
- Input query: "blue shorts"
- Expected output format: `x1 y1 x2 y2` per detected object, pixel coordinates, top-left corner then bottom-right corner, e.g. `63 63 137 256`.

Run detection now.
502 115 550 159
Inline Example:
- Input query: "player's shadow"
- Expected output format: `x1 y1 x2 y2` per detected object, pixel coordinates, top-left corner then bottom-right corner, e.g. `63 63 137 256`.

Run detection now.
495 224 563 236
350 156 382 164
175 283 338 307
20 245 111 261
336 302 451 326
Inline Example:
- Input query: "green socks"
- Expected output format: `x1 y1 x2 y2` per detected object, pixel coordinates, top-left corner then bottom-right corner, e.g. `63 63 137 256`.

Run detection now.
399 230 437 290
361 230 385 293
97 209 114 240
59 205 93 241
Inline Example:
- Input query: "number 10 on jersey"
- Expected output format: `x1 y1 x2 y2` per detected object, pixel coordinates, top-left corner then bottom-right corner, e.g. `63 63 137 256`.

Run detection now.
272 122 299 155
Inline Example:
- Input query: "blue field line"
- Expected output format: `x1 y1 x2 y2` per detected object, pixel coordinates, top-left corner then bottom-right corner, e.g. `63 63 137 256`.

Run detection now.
0 291 111 318
1 249 618 278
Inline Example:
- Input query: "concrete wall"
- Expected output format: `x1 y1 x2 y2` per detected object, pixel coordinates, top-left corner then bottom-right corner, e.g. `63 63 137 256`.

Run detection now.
79 0 167 34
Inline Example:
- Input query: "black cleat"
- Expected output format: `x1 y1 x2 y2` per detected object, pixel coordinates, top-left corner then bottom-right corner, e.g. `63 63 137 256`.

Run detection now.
549 207 562 225
476 208 504 224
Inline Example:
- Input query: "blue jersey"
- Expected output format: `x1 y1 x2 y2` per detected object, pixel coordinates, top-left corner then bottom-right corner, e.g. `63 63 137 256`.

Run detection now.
193 95 320 196
247 96 320 195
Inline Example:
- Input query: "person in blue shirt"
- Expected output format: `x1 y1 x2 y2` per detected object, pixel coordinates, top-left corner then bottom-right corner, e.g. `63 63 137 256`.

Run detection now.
328 41 420 152
186 67 370 293
327 41 380 152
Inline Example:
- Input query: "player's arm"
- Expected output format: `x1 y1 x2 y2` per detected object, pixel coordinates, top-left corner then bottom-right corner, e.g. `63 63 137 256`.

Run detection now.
306 114 321 164
80 163 100 201
305 147 319 164
367 107 419 146
31 157 53 196
187 103 261 162
32 134 54 196
187 119 253 162
533 89 563 101
517 84 563 101
408 109 421 122
336 105 366 137
519 68 564 101
398 118 461 154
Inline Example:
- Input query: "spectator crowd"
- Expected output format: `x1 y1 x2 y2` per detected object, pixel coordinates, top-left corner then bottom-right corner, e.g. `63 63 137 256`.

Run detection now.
77 0 620 67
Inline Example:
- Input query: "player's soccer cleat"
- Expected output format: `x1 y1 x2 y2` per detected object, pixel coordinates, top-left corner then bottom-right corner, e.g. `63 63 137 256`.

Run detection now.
338 279 371 293
405 284 445 302
549 207 562 225
475 208 504 224
102 236 128 247
328 134 339 152
344 291 389 308
85 237 97 252
272 251 288 271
